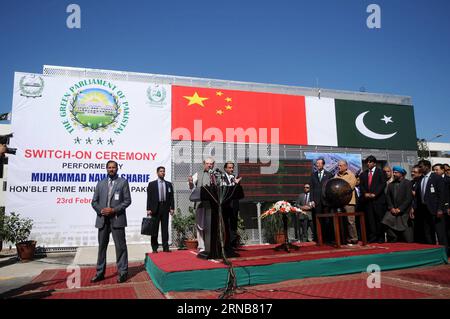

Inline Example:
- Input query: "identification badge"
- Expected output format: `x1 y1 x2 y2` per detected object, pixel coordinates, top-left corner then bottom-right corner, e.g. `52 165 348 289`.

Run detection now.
430 185 435 193
114 192 120 200
168 187 171 193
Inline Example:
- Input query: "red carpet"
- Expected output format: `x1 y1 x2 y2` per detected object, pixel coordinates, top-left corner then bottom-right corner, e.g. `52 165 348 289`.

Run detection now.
4 262 449 299
398 268 450 285
148 242 442 272
28 263 148 291
168 264 450 299
3 262 165 299
44 286 137 299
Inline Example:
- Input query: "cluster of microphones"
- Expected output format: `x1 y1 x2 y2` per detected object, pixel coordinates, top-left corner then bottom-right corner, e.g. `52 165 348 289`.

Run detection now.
208 168 236 184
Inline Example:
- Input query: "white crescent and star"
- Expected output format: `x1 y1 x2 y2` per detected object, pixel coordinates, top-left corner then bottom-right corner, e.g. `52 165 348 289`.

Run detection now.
355 111 397 140
380 115 393 124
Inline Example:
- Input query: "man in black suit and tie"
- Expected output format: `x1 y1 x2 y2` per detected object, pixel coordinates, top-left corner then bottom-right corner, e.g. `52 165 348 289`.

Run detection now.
416 160 448 253
297 184 313 242
221 161 243 256
91 160 132 283
359 155 387 243
310 158 333 242
147 166 175 253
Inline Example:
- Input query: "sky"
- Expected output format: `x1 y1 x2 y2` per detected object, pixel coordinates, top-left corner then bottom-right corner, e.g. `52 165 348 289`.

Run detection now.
1 0 449 143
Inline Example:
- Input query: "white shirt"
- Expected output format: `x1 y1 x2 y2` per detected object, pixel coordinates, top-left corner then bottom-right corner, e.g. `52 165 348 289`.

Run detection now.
225 173 235 186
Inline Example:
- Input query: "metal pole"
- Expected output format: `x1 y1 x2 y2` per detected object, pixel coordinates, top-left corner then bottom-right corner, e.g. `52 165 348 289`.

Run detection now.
257 202 262 244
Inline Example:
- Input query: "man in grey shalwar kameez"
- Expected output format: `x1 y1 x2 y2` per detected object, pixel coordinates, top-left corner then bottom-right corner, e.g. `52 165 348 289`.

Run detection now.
382 166 414 243
188 158 215 253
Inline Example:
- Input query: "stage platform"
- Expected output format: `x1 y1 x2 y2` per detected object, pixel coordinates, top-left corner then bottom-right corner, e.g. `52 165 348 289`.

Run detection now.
144 242 448 293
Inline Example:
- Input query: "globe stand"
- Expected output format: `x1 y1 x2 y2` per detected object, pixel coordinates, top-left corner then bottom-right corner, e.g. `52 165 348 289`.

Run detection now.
274 214 299 253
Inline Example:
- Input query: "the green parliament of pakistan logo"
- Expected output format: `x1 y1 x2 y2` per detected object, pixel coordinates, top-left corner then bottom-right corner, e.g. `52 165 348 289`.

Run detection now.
59 79 130 138
71 88 119 130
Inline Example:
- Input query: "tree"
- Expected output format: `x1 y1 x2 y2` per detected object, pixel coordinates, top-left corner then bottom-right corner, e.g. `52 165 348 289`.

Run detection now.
417 138 429 160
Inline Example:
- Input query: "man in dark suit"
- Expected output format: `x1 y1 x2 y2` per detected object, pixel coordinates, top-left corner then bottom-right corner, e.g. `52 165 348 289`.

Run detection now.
91 160 132 283
221 161 243 256
359 155 387 243
147 166 175 253
310 158 333 242
445 164 450 247
297 184 313 242
415 160 448 253
410 165 424 243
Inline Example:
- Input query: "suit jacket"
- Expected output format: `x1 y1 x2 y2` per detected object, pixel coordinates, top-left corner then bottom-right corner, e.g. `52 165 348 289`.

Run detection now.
222 173 243 212
310 169 333 207
146 179 174 214
415 172 446 215
444 175 450 210
297 192 312 206
359 167 386 205
92 176 132 229
297 192 312 220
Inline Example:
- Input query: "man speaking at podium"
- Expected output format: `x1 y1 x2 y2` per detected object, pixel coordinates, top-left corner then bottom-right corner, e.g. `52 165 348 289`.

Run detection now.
188 158 216 254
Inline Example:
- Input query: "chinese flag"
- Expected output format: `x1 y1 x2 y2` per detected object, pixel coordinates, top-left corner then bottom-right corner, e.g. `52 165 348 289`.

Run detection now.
171 85 307 145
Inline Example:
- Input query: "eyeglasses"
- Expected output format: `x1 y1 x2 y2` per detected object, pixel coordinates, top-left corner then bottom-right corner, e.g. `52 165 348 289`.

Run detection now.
304 186 310 189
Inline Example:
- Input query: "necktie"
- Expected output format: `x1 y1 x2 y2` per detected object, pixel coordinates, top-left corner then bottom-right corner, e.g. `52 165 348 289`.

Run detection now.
368 170 373 189
319 171 323 182
305 193 309 205
421 175 428 202
159 180 165 201
210 173 216 185
107 179 113 207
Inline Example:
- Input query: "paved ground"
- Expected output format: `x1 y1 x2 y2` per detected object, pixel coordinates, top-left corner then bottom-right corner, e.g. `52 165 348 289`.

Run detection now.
0 243 152 296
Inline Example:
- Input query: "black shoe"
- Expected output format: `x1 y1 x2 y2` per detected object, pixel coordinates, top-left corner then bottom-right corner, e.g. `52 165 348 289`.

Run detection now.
90 274 105 283
225 251 240 258
152 250 158 253
117 273 128 283
163 248 171 252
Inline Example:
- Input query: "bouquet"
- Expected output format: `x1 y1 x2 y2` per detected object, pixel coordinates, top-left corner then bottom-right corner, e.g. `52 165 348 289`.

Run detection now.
260 200 300 219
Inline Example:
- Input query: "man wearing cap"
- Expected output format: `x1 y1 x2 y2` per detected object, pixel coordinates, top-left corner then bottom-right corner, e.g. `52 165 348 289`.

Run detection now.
382 166 414 243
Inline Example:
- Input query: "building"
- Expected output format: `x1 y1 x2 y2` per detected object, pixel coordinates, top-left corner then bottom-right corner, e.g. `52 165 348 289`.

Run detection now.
428 142 450 166
2 65 421 246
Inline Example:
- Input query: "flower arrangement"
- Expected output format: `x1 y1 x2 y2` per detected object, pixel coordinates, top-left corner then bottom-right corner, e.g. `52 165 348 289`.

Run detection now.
260 201 300 244
260 201 300 218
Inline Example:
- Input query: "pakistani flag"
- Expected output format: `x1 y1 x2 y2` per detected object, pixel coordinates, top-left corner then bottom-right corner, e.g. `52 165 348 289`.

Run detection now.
335 100 417 150
0 112 11 121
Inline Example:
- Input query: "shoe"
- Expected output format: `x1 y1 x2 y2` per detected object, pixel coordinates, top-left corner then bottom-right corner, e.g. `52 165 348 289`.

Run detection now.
90 274 105 283
163 248 171 253
225 250 240 258
152 249 158 253
117 273 128 283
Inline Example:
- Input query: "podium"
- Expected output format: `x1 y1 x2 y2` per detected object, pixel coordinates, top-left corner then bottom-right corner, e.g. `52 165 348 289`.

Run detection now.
197 184 244 260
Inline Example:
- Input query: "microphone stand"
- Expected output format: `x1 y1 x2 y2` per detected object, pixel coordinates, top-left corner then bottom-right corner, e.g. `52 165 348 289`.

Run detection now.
212 170 237 299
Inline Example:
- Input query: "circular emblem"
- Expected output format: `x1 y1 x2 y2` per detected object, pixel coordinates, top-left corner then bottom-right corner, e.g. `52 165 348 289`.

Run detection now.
147 84 166 104
19 75 44 98
70 88 120 130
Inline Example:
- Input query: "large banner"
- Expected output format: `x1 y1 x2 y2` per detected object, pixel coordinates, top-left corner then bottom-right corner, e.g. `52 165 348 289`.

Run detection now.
7 73 172 246
172 86 417 150
304 152 362 176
